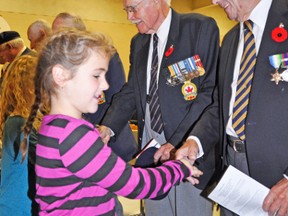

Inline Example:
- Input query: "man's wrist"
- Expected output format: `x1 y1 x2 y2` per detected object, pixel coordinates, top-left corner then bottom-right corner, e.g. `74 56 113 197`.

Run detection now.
187 136 204 158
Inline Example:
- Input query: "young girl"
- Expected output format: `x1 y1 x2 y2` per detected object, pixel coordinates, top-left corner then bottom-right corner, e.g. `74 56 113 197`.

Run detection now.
0 55 39 215
22 30 202 216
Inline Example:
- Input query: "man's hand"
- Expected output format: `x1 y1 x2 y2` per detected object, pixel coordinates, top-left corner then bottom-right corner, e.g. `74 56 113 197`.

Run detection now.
153 143 176 164
175 139 199 165
98 125 111 144
263 178 288 216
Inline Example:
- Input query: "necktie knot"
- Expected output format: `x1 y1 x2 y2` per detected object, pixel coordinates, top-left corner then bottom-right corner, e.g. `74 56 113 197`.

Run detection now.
244 20 253 32
153 33 158 44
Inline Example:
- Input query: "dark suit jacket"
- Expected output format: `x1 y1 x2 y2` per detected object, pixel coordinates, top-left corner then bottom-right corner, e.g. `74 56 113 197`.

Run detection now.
21 47 37 57
102 10 219 189
193 0 288 189
84 52 137 162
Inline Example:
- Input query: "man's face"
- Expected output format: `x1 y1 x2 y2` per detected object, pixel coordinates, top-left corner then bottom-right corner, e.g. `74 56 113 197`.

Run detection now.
0 47 6 64
123 0 163 34
212 0 260 22
0 44 14 63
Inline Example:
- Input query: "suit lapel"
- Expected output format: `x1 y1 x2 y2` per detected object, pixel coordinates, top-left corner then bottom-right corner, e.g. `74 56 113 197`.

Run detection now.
158 10 180 96
222 27 239 123
134 35 150 111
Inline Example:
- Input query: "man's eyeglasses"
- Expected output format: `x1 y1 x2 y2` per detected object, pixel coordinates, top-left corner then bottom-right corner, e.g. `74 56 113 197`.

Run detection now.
123 0 146 14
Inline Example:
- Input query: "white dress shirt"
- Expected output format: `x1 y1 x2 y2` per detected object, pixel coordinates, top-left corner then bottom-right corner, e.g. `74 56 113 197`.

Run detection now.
226 0 273 137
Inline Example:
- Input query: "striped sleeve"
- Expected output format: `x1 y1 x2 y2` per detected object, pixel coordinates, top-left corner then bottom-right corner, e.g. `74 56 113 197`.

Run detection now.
58 120 191 200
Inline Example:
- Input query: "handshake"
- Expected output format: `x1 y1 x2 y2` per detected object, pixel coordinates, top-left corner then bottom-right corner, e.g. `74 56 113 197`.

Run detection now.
99 125 202 184
150 138 203 185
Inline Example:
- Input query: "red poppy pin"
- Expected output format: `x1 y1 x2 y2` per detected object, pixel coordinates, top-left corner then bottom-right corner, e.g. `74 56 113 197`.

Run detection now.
271 23 287 43
165 45 174 57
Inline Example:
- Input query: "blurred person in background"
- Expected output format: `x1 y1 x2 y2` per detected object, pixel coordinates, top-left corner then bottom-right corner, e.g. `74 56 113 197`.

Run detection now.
0 31 36 92
0 55 40 216
27 19 52 52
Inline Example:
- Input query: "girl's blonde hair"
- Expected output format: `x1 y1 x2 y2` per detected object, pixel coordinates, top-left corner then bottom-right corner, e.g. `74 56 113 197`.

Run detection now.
0 55 38 151
22 29 115 160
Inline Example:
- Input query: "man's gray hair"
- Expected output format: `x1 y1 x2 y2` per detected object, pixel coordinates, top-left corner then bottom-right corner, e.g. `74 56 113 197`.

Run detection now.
29 19 52 35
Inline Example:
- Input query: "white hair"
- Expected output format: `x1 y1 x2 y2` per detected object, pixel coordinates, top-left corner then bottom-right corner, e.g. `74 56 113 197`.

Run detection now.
0 37 24 50
29 19 52 35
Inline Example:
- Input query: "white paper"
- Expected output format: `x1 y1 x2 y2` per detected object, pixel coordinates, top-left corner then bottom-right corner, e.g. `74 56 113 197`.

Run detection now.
208 165 270 216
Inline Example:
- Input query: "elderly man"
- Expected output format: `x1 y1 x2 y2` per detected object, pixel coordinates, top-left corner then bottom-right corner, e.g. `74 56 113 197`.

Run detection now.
176 0 288 215
52 12 86 31
0 31 35 91
100 0 220 215
27 19 51 52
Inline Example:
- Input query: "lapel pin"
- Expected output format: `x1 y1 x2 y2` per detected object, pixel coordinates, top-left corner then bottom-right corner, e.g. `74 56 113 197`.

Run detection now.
165 45 174 57
271 23 287 43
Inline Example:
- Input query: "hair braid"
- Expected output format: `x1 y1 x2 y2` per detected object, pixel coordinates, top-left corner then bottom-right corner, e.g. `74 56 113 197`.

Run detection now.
21 68 43 162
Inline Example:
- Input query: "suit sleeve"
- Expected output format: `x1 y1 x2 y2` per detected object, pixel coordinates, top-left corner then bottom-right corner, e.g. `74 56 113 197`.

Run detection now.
189 86 220 158
101 37 139 136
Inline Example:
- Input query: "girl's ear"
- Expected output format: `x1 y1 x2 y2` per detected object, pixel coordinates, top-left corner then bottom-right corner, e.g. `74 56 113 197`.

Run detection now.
52 64 69 87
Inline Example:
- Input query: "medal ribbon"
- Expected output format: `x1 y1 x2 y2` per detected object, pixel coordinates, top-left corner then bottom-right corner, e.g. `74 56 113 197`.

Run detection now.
168 55 205 80
269 53 288 69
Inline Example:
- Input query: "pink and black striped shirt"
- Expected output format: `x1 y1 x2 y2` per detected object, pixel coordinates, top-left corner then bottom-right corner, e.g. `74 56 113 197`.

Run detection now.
35 114 191 216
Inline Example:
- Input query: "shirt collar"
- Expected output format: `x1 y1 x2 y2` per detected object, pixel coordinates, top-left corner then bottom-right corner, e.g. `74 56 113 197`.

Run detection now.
16 46 27 58
156 9 172 44
243 0 272 31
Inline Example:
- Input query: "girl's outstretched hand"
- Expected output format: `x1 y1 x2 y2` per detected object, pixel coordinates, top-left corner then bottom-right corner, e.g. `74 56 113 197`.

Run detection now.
98 125 111 144
180 158 203 185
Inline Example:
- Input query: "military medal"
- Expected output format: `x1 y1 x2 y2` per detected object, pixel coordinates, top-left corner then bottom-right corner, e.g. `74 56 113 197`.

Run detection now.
98 92 106 104
281 69 288 82
193 55 205 76
270 69 283 85
167 54 205 86
181 81 197 101
269 53 288 85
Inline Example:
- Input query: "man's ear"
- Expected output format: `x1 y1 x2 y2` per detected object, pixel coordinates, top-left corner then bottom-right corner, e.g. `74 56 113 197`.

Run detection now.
5 43 12 50
52 64 69 87
39 29 46 40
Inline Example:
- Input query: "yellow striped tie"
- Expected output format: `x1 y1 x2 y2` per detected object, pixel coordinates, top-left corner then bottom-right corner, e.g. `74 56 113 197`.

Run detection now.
232 20 256 140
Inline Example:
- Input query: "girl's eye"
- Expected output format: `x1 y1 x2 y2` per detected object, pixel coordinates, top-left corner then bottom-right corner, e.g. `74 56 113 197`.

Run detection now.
93 75 100 79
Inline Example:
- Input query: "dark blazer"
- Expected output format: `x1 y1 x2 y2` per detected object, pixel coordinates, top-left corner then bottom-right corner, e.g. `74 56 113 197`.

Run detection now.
84 52 137 162
22 47 36 57
193 0 288 189
102 10 219 189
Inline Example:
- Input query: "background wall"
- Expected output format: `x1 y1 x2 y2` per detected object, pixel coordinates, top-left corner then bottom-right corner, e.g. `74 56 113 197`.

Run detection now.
0 0 236 77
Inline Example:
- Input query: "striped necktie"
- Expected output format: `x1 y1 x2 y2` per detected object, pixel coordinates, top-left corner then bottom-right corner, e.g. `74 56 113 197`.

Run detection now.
232 20 256 140
149 34 163 133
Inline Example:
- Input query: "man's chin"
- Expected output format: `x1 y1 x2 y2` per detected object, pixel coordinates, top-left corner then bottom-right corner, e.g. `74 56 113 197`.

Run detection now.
136 23 149 34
